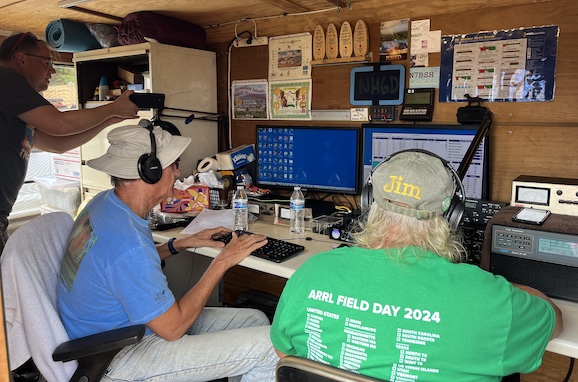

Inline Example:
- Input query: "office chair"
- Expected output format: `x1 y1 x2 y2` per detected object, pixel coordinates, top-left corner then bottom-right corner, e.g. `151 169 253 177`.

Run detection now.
276 356 387 382
2 212 145 382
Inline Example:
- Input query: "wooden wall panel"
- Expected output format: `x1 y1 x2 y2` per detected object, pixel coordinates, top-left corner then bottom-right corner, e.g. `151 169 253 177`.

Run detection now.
210 0 578 204
211 4 578 378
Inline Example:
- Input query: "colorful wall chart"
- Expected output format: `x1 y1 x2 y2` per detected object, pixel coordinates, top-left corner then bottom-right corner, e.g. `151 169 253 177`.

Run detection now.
439 25 559 102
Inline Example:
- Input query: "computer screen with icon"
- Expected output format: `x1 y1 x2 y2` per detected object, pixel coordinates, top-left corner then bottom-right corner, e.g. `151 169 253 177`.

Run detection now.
256 125 361 194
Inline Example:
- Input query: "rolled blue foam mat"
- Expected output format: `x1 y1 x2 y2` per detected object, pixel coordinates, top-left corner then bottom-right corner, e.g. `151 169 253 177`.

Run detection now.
45 19 101 52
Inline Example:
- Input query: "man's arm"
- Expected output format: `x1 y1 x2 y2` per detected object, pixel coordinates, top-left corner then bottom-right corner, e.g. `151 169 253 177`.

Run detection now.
275 349 288 359
513 283 563 339
155 227 231 261
147 232 268 341
19 90 139 151
32 118 122 153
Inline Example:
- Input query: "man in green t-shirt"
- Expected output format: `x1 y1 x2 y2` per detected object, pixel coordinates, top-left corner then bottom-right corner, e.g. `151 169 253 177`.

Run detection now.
270 150 562 382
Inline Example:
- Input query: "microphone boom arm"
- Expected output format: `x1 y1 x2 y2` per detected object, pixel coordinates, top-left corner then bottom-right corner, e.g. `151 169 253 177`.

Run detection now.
456 111 493 181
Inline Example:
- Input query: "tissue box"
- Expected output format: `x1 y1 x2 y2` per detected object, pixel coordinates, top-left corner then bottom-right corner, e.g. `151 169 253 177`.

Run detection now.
217 144 256 170
161 184 210 213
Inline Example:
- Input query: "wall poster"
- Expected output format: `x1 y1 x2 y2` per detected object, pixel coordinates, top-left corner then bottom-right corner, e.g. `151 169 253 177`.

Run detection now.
379 18 409 62
231 80 269 120
269 79 312 120
268 33 312 80
439 25 559 102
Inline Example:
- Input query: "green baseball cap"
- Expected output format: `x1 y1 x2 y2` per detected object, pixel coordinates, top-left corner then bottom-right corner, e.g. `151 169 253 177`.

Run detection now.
372 151 456 219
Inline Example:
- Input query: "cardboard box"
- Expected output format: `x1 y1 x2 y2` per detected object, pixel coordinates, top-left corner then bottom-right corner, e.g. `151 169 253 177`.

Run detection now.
216 144 256 170
118 66 143 85
53 155 81 181
161 185 210 213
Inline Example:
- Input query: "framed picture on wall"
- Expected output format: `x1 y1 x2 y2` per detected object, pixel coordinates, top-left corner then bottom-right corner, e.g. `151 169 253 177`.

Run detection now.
269 79 312 120
231 80 269 120
268 33 312 80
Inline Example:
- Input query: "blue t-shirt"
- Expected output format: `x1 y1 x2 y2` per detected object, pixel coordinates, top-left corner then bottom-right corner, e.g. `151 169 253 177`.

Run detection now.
57 190 175 339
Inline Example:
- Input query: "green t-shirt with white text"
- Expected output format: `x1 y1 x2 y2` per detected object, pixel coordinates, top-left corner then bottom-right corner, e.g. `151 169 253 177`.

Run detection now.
270 246 555 382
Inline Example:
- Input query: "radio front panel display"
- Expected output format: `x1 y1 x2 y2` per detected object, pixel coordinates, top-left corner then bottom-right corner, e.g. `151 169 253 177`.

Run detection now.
492 224 578 268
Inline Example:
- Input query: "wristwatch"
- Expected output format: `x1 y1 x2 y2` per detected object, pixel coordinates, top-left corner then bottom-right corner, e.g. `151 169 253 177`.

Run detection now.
167 238 179 255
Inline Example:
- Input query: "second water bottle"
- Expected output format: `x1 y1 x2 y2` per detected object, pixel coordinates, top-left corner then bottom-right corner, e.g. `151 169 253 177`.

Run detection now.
290 186 305 234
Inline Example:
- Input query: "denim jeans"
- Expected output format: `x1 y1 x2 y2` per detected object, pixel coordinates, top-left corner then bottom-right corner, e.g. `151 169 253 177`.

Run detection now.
101 307 278 382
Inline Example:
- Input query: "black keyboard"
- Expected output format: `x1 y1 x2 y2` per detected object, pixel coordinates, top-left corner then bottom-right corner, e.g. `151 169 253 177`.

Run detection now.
212 230 305 263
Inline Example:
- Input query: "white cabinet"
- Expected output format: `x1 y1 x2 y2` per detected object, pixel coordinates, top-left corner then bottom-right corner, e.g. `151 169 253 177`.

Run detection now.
74 42 218 200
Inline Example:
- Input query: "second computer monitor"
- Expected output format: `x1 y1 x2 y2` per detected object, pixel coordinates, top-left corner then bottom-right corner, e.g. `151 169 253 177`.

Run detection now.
361 124 490 200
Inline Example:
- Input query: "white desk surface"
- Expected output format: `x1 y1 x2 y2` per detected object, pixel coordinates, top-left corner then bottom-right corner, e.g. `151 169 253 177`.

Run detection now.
152 220 339 279
547 299 578 358
152 221 578 359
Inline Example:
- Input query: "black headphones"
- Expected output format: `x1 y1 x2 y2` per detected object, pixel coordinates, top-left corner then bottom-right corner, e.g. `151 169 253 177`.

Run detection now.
137 119 163 184
360 149 466 232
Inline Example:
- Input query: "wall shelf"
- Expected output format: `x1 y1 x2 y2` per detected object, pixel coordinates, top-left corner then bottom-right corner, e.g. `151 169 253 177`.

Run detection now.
311 53 372 67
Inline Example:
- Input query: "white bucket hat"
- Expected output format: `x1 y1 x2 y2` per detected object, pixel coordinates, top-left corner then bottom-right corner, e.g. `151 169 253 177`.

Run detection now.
87 121 191 179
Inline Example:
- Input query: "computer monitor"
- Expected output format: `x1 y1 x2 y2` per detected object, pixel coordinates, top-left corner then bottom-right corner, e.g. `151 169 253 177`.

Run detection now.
361 124 490 200
256 125 361 194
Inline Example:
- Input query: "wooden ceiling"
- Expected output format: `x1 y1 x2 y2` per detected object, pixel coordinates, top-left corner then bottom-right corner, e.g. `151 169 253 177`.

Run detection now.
0 0 551 46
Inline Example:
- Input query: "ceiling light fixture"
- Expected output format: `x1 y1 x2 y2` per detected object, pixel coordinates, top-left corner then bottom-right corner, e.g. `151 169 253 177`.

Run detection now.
57 0 95 8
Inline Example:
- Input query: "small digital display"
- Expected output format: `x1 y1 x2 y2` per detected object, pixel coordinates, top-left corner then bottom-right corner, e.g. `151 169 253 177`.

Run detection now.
538 237 578 258
405 90 432 105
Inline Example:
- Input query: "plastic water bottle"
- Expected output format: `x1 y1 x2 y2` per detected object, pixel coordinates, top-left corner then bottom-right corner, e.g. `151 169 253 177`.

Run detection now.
290 186 305 234
98 76 109 101
232 185 249 231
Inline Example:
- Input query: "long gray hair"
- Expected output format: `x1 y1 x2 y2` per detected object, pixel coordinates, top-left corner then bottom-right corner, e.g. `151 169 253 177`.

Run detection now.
352 203 466 263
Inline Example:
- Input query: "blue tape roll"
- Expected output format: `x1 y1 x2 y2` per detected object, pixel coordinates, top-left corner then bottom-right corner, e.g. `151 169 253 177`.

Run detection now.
45 19 101 52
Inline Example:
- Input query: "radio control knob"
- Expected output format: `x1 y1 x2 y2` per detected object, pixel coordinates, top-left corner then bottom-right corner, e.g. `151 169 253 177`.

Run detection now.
557 190 563 195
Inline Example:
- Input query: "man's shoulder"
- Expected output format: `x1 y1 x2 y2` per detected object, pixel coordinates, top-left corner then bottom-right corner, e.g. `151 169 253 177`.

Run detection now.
0 66 23 81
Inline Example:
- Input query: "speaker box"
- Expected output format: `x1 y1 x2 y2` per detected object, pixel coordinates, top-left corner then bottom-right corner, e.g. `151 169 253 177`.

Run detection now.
491 253 578 303
457 105 488 124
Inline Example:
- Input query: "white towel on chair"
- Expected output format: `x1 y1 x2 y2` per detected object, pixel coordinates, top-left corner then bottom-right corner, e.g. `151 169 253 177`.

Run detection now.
2 212 77 382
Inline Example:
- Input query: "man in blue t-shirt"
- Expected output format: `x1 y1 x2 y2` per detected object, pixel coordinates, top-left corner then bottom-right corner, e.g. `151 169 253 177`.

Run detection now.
57 123 278 381
271 150 563 382
0 32 139 252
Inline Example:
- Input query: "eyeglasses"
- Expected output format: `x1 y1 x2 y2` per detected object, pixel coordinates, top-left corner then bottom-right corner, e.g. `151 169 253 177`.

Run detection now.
25 53 54 69
172 158 180 170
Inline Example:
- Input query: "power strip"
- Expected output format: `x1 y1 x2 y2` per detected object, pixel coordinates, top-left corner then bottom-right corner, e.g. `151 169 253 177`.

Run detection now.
234 36 269 48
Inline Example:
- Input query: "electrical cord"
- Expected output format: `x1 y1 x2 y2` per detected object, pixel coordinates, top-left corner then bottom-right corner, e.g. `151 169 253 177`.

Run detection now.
563 357 574 382
234 19 258 41
202 7 347 30
226 29 256 150
273 236 343 246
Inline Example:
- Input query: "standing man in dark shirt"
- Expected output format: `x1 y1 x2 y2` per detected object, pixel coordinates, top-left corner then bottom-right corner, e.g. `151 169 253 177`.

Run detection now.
0 32 139 252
